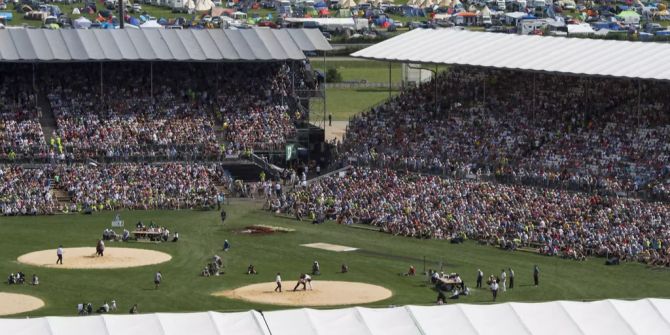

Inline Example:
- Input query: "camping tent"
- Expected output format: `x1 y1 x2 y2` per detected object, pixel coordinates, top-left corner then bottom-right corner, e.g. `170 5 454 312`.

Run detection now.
567 22 595 34
140 19 162 28
72 7 80 15
617 10 641 24
420 0 434 8
185 0 196 11
340 0 356 8
195 0 215 12
74 16 92 29
481 5 491 17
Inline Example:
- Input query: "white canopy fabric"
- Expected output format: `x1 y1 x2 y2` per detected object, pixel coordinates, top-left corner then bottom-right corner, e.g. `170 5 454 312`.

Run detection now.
567 23 595 34
351 29 670 81
2 299 669 335
481 5 491 17
340 0 356 8
195 0 214 11
140 19 162 29
73 16 92 29
1 311 270 335
185 0 195 10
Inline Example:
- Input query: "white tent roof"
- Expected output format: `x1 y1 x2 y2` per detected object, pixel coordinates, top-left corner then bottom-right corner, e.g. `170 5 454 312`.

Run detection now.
351 29 670 81
340 0 356 8
2 299 669 335
195 0 214 11
567 23 595 34
1 311 270 335
140 19 162 29
73 16 92 29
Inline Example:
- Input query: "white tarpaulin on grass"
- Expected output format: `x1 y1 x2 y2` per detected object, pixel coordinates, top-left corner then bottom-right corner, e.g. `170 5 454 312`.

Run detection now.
2 299 669 335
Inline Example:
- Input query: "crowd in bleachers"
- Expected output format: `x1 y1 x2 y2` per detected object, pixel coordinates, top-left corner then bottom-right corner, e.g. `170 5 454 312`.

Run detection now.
0 65 47 161
341 67 670 199
284 167 669 266
0 165 56 216
1 61 309 163
1 163 231 215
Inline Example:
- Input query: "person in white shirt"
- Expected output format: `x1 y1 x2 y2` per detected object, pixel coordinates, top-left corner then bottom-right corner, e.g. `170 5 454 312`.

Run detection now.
490 280 499 301
274 273 282 292
154 271 162 289
304 274 312 290
56 245 63 264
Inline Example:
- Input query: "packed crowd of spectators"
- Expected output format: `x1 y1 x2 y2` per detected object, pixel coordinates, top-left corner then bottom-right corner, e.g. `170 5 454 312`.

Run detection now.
0 165 56 216
0 65 47 161
283 167 669 266
341 66 670 198
1 61 309 162
53 163 231 211
1 162 231 215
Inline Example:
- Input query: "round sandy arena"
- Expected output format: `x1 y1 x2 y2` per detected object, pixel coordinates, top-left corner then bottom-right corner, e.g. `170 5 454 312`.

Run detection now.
17 247 172 269
214 281 392 307
0 292 45 316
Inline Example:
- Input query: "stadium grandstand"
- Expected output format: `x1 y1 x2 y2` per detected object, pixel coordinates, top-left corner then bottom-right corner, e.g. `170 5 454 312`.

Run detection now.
278 29 670 267
0 28 331 215
1 27 670 332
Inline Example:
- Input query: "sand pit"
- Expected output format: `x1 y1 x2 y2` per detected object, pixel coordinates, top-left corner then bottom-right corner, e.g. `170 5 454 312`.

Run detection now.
18 247 172 269
301 242 358 252
0 292 44 316
214 281 392 307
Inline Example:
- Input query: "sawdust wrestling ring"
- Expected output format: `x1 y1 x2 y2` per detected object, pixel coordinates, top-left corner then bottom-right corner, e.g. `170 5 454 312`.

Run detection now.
17 247 172 269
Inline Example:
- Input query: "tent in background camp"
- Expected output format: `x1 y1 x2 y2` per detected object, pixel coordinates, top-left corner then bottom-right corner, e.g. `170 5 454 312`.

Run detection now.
617 10 640 24
420 0 434 8
71 7 80 15
140 19 162 28
195 0 214 12
185 0 196 12
481 5 491 17
340 0 356 9
74 16 92 28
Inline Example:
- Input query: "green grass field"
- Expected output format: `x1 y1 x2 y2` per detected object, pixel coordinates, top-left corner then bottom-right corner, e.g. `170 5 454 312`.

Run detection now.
313 87 399 121
1 201 669 317
312 60 403 84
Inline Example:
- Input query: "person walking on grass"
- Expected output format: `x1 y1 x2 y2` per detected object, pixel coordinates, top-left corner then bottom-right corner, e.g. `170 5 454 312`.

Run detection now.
533 265 540 286
476 269 483 288
509 268 515 289
490 279 499 301
154 271 162 289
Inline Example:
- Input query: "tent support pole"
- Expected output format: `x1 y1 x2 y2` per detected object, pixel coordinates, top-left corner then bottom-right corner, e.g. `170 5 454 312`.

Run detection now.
32 63 36 99
532 73 536 119
323 51 327 130
483 76 486 108
637 80 641 126
100 62 103 98
435 65 438 117
150 62 154 100
388 62 392 99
